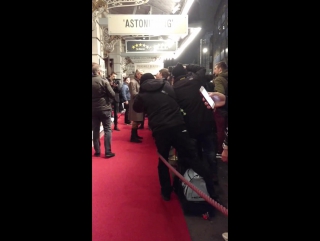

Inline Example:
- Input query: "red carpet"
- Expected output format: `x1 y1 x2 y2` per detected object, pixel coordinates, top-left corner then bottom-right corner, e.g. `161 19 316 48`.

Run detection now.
92 117 192 241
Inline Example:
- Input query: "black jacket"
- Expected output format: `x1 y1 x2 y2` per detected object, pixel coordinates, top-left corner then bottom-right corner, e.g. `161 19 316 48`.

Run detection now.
108 79 122 103
173 69 216 137
133 79 185 134
92 75 115 112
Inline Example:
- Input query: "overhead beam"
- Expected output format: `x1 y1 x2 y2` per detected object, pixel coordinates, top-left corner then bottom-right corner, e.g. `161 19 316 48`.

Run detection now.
145 4 169 14
133 6 137 14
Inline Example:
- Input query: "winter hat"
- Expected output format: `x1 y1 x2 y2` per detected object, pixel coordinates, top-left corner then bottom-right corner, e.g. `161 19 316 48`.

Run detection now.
172 63 187 77
140 73 155 84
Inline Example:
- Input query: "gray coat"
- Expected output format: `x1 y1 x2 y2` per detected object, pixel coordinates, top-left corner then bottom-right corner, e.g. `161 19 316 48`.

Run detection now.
128 78 144 121
92 75 115 112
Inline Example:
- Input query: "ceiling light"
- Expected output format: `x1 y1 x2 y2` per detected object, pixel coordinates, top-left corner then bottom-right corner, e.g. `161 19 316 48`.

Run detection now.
173 27 201 59
181 0 194 15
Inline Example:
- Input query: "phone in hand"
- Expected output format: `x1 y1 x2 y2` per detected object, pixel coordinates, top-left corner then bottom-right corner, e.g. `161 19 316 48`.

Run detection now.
200 86 215 109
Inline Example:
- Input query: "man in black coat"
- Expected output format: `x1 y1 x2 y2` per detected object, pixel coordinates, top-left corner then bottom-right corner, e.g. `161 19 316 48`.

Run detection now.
133 73 217 201
172 63 220 185
108 72 122 131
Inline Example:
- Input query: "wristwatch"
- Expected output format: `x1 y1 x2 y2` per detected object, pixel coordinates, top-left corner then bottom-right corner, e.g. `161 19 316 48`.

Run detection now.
222 143 228 150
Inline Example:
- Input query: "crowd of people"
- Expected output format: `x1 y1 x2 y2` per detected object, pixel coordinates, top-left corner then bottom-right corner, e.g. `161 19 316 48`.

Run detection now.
92 60 228 207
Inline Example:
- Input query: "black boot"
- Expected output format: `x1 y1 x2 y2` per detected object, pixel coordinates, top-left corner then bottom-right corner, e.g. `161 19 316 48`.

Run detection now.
136 129 143 139
138 120 144 129
130 129 142 143
114 125 120 131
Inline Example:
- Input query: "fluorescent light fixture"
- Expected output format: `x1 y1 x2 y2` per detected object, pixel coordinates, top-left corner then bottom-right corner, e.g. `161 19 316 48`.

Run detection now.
173 27 201 59
172 3 181 14
181 0 195 15
166 40 174 48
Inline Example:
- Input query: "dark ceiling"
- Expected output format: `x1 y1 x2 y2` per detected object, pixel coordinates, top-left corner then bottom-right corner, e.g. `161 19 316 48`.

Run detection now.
107 0 221 34
104 0 222 63
108 0 177 15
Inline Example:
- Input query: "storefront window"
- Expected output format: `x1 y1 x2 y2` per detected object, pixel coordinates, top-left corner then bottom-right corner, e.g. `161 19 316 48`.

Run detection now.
212 0 228 65
221 13 225 26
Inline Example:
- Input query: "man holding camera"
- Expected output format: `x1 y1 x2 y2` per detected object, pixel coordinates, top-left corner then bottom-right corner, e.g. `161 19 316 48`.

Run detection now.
108 72 122 131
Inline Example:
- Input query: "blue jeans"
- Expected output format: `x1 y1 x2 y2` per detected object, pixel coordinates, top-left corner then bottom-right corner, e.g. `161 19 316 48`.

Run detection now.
92 110 112 154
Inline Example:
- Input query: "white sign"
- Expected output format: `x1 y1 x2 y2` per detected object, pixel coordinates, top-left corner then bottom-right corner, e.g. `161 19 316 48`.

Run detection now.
107 14 188 35
131 56 157 63
131 57 162 63
135 63 164 75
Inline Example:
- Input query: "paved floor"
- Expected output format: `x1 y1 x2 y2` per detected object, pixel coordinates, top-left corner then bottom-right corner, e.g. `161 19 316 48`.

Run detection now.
178 160 228 241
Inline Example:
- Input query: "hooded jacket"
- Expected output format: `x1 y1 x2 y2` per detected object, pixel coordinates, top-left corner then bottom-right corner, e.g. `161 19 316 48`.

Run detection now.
133 78 185 134
173 69 217 137
213 70 228 95
213 70 228 116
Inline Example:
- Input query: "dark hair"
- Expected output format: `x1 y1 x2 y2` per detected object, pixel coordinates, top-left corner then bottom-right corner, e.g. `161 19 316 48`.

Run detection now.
140 73 155 84
172 63 187 77
159 68 170 79
215 61 228 70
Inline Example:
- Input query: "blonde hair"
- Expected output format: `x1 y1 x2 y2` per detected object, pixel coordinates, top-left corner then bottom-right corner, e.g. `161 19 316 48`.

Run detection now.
135 69 144 78
136 69 143 74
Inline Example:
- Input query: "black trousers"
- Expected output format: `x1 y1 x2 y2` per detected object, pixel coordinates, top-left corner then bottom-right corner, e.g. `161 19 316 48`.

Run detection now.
123 102 130 124
113 102 119 126
153 125 217 198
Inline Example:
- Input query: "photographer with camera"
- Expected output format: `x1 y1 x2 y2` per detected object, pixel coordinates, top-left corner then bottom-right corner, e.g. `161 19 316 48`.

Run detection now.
108 72 122 131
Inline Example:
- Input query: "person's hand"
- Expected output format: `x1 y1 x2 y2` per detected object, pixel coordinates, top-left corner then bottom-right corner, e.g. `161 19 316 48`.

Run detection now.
202 92 226 109
125 101 128 104
209 92 226 107
221 149 228 162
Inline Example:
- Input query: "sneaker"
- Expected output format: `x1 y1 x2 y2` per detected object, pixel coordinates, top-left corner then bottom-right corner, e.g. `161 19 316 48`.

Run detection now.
105 152 115 158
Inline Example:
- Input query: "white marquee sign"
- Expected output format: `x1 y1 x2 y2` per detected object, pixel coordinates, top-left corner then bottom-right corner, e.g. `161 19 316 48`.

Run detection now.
107 14 188 35
135 63 164 75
